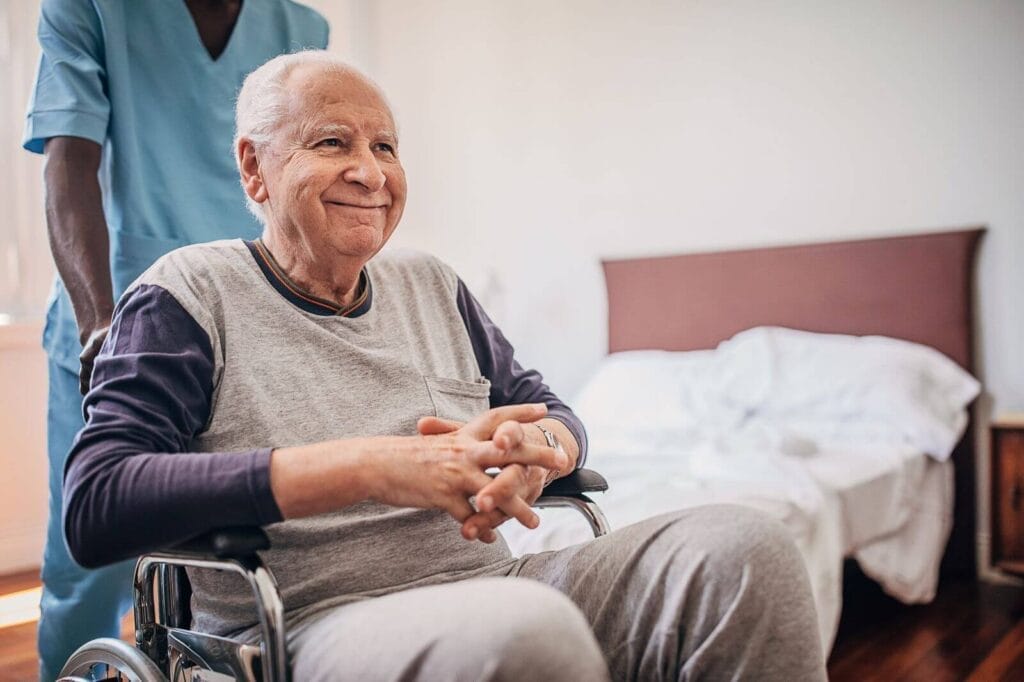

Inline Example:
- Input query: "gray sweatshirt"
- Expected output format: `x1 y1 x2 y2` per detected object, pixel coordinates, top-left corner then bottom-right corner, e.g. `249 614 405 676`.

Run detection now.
63 240 587 637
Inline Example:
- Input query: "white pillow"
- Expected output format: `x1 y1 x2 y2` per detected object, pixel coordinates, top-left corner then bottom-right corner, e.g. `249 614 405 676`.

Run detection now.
574 328 980 462
573 350 713 457
711 327 981 460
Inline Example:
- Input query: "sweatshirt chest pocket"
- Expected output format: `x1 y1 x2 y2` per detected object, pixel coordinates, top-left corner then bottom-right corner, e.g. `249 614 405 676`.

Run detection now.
424 376 492 423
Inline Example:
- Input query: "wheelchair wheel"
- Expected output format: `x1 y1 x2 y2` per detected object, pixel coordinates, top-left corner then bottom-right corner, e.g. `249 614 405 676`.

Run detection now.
57 637 166 682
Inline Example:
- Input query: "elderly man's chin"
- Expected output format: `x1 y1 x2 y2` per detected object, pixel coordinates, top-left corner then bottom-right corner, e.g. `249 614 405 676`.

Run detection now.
329 222 391 259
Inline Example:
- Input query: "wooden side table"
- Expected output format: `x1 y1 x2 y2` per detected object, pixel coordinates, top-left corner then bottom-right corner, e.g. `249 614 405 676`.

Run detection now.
992 415 1024 575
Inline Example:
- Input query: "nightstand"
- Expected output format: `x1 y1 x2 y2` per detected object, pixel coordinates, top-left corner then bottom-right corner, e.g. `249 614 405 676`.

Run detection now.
992 415 1024 575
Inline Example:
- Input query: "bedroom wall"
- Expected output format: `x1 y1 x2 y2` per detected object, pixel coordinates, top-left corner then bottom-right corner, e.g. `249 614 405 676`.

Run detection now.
348 0 1022 575
0 0 55 574
0 322 48 574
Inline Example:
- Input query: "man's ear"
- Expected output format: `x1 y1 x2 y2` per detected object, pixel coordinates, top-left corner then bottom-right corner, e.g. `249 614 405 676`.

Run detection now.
237 138 268 204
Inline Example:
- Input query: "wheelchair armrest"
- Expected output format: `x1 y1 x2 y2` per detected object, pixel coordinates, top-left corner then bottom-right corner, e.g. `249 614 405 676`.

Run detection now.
169 526 270 559
540 468 608 498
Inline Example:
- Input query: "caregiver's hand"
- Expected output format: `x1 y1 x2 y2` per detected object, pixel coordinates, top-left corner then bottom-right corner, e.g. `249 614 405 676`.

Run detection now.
78 324 109 395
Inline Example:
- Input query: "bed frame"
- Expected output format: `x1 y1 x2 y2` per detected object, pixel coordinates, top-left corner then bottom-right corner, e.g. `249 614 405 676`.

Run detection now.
602 227 985 578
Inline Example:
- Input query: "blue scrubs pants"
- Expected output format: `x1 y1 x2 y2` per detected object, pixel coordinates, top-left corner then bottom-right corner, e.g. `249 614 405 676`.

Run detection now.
38 359 134 681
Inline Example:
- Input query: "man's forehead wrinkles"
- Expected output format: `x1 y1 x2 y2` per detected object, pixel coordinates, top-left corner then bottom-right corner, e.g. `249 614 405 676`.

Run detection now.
298 115 397 141
307 123 353 138
286 77 397 142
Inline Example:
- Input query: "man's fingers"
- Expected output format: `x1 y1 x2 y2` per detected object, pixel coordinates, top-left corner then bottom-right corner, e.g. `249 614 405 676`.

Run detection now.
464 440 506 463
475 465 525 511
466 403 547 437
472 466 539 529
474 443 566 471
417 416 463 436
498 494 539 530
461 468 497 499
443 496 477 524
461 509 508 540
493 420 525 451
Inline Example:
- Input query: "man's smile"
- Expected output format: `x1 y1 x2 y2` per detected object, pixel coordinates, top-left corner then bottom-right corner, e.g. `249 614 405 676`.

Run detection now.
325 200 387 210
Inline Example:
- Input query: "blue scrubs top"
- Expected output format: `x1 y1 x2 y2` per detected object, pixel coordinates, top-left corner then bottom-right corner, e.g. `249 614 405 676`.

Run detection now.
23 0 328 371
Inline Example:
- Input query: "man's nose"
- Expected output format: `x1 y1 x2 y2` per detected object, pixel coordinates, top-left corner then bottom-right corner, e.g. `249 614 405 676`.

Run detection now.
342 145 386 192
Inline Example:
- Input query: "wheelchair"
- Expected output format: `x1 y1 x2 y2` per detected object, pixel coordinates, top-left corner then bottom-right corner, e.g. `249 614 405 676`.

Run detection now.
57 469 609 682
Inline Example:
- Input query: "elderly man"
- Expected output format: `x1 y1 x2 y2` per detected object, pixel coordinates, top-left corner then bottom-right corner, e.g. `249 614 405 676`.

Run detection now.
64 51 826 680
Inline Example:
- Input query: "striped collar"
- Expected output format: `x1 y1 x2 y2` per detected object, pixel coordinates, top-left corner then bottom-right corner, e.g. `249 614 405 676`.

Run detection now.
244 239 372 317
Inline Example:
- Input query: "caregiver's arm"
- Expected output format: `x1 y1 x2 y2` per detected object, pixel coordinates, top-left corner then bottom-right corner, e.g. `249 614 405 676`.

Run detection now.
64 285 563 568
43 137 114 391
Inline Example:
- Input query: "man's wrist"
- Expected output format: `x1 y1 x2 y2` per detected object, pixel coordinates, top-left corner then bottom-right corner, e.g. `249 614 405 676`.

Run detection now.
532 423 565 486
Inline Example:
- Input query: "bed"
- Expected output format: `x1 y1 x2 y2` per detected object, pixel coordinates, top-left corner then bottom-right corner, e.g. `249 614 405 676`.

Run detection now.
501 227 984 654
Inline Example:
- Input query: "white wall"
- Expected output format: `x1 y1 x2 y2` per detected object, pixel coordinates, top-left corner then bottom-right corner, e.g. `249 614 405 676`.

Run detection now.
0 1 51 573
1 1 51 319
356 0 1022 416
0 322 48 574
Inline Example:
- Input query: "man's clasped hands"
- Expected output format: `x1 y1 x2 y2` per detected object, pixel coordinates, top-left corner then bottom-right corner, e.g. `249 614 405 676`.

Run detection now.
372 403 569 545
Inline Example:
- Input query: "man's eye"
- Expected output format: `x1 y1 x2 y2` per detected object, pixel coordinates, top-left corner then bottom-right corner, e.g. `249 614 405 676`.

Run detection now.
375 142 396 154
319 138 341 147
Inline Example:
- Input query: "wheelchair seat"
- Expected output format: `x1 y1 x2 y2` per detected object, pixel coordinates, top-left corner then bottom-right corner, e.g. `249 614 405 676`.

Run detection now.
57 469 609 682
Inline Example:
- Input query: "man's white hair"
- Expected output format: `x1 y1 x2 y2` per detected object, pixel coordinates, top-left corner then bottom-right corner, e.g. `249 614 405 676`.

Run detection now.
233 50 392 223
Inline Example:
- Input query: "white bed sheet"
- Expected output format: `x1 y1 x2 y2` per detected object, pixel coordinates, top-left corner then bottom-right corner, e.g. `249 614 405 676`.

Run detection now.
500 444 952 655
819 448 954 602
807 447 953 604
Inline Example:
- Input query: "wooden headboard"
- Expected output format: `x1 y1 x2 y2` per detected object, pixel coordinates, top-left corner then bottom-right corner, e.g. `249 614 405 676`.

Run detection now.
602 227 985 577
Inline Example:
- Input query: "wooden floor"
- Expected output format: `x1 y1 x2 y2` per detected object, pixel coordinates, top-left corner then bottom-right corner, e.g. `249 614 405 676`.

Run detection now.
1 568 1022 680
0 569 48 682
829 568 1024 681
0 568 133 682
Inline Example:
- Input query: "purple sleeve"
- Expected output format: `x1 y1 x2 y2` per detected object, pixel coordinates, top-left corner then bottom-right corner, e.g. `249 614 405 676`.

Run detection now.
63 284 282 569
455 279 588 467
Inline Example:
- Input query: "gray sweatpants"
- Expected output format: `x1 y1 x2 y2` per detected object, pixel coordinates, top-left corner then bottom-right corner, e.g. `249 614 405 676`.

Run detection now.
290 505 827 681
